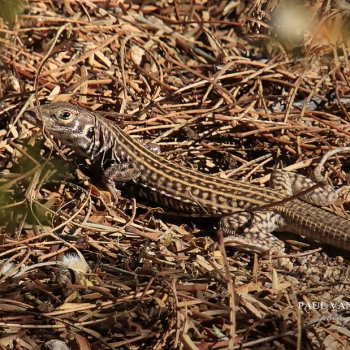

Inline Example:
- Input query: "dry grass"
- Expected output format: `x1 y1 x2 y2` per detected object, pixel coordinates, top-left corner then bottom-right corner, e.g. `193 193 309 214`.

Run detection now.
0 0 350 349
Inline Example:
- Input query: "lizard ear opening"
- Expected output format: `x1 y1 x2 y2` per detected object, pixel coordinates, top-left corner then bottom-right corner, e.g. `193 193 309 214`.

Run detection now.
85 127 94 139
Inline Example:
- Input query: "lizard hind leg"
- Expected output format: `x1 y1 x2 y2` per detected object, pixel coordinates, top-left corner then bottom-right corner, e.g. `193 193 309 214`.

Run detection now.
269 146 350 207
220 211 286 254
270 170 338 207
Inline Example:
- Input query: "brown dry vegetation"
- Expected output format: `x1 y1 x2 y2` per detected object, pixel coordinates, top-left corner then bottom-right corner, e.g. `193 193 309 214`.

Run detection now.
1 0 350 349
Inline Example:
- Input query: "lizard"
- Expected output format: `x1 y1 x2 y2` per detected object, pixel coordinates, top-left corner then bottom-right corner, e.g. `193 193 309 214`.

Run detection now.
22 102 350 253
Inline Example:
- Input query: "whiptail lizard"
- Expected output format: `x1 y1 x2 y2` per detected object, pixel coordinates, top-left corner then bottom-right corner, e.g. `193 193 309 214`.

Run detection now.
23 102 350 253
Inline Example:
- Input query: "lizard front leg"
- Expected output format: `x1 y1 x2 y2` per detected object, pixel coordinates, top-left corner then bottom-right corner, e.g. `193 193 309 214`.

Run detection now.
102 161 141 201
102 143 160 201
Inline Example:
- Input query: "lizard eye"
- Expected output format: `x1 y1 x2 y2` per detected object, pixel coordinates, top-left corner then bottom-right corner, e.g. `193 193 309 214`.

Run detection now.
86 127 94 139
57 111 72 120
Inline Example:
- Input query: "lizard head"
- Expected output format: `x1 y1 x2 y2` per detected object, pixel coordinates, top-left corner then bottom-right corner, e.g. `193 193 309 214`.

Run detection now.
23 102 100 158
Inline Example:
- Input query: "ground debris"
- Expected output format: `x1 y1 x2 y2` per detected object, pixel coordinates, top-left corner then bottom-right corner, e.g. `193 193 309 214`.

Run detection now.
0 0 350 349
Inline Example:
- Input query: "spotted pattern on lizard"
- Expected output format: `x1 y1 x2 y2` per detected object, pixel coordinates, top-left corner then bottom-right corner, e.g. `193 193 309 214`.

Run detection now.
23 102 350 254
